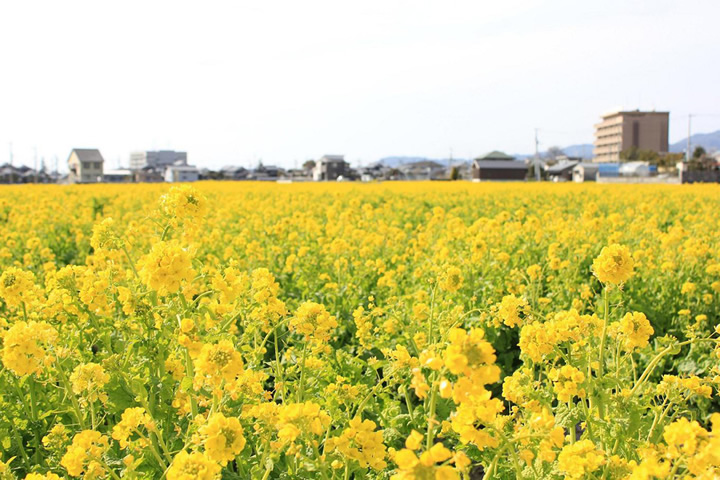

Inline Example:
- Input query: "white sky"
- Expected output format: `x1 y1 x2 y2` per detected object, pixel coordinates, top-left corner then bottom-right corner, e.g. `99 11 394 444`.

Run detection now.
1 0 719 171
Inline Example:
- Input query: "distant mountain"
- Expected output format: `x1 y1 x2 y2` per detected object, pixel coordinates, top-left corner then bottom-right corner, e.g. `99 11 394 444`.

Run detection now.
670 130 720 153
561 144 594 159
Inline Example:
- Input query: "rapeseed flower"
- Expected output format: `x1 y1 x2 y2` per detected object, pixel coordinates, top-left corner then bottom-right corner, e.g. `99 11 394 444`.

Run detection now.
1 320 57 376
592 244 634 285
199 413 246 465
557 440 604 479
167 451 220 480
138 240 195 296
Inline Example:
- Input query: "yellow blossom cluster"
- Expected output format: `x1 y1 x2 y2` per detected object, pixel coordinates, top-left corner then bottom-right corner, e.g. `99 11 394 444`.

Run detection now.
60 430 110 478
592 243 635 285
1 320 57 376
326 417 387 470
289 301 338 343
557 439 605 479
138 240 195 296
548 365 586 402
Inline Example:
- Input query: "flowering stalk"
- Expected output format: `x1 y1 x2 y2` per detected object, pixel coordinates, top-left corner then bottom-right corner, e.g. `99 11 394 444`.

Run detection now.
55 359 87 429
425 375 439 451
596 286 610 419
121 245 139 279
273 325 286 403
296 342 309 403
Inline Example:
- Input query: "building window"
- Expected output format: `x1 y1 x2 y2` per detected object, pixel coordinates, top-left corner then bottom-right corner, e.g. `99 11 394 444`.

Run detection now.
82 162 90 169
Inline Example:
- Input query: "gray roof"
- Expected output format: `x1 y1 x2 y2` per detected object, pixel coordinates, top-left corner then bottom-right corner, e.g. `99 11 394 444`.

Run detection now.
167 165 199 171
71 149 104 162
320 155 346 163
473 160 527 169
476 150 515 161
547 160 579 174
221 165 247 173
399 160 444 170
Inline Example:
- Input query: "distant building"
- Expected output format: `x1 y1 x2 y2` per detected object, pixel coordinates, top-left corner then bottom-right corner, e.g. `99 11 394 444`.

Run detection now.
546 159 579 182
0 164 51 183
471 151 527 181
134 166 165 183
130 150 187 170
597 162 621 178
220 166 249 180
104 169 133 183
397 160 446 180
572 163 599 182
165 163 199 182
619 161 651 177
593 110 669 162
68 149 104 183
358 163 387 182
249 164 283 181
313 155 350 181
477 151 515 162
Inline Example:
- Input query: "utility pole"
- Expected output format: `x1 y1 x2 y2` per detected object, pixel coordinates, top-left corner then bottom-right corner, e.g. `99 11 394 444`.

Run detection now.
34 146 38 183
686 114 692 163
534 128 541 181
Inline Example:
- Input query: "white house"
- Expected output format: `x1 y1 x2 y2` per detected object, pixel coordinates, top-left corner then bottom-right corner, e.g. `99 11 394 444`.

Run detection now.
67 149 104 183
313 155 349 181
572 163 600 182
164 163 199 182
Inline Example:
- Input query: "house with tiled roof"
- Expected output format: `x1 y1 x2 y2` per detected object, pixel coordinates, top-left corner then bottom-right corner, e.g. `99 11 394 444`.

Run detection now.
67 148 104 183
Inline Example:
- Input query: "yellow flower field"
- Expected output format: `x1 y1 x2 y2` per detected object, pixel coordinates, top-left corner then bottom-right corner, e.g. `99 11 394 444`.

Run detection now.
0 181 719 479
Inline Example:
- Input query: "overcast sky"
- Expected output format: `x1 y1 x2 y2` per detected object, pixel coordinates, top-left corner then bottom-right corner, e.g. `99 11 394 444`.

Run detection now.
1 0 719 171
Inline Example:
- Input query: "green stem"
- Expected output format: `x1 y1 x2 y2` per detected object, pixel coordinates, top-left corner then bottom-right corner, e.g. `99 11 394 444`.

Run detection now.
647 400 673 442
182 348 199 418
483 455 499 480
273 325 286 403
121 245 140 279
297 343 309 403
27 376 39 422
99 457 123 480
425 377 439 450
55 359 87 429
90 400 97 430
596 286 610 419
403 387 415 423
427 284 438 345
629 338 714 396
11 424 31 470
160 224 171 241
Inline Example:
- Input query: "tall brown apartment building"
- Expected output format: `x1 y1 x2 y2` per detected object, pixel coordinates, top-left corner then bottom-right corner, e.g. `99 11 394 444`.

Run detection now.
593 110 669 162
